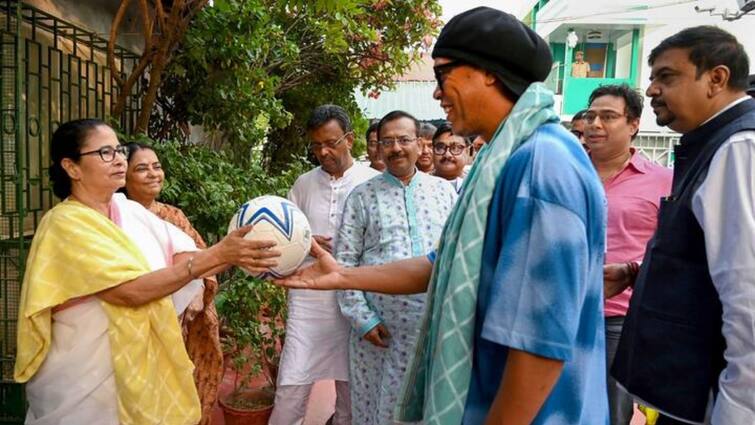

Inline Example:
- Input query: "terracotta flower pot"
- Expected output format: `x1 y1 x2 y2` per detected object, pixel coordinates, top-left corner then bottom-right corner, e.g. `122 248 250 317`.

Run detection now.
219 388 274 425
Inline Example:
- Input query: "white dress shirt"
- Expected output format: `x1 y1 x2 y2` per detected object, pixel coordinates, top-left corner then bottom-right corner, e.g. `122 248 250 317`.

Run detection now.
690 96 755 424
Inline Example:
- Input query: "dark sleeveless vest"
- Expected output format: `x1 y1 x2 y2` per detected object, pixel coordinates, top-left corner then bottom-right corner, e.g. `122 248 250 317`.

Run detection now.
612 98 755 423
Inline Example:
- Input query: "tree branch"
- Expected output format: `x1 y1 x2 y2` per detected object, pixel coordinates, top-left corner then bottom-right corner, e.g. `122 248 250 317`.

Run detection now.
108 0 132 87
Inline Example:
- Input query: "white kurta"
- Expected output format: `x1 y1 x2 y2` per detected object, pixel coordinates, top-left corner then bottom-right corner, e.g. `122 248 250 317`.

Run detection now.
24 194 201 425
278 163 379 386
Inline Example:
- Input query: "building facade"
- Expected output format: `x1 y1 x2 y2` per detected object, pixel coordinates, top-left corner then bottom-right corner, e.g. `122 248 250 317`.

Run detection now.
522 0 754 164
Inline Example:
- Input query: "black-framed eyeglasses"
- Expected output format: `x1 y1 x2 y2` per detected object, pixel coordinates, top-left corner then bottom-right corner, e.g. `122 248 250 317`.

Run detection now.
378 136 417 148
433 60 465 90
79 145 129 162
583 111 626 124
308 132 351 152
433 143 467 156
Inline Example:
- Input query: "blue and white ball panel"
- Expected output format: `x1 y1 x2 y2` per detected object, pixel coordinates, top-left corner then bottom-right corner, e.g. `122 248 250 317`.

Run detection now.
228 195 312 278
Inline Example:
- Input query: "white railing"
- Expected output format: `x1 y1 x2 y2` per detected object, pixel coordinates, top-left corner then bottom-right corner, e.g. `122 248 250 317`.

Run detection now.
633 132 679 167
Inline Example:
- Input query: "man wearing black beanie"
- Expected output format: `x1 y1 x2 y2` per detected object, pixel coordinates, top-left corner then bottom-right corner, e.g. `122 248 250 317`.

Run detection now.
275 7 608 425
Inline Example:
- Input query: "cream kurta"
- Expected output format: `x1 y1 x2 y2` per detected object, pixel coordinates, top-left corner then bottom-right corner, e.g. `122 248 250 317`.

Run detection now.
278 163 379 386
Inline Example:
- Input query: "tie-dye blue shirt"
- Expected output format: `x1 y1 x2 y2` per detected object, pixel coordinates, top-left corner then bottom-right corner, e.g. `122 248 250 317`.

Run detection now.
430 123 609 424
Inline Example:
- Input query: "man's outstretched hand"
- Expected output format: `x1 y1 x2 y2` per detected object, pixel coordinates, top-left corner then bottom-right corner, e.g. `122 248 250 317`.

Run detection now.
274 238 345 290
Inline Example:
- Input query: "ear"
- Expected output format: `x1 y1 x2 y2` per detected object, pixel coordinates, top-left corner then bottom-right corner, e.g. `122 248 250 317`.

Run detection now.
483 70 498 88
60 158 82 181
629 117 640 138
345 132 354 150
707 65 731 97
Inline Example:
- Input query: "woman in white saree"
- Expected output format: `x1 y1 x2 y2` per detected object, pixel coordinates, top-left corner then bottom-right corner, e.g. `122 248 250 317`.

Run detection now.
14 119 280 425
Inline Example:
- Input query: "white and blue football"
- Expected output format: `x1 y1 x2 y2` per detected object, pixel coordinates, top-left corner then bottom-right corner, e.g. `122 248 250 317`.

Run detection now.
228 195 312 278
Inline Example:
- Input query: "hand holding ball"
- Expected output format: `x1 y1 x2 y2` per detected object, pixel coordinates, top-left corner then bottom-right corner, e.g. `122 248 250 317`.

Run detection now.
228 196 312 278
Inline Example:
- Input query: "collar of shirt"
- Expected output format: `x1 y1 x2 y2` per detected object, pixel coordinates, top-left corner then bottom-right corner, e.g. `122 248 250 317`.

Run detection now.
626 147 653 174
600 148 650 188
700 95 751 127
316 160 358 182
383 168 421 189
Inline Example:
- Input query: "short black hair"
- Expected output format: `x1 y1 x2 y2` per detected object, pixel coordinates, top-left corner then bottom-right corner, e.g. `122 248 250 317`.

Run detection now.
588 84 644 121
432 121 471 145
649 26 749 91
432 122 453 143
49 118 108 199
419 122 437 139
748 74 755 96
376 110 420 139
365 121 379 140
306 104 352 133
572 109 587 121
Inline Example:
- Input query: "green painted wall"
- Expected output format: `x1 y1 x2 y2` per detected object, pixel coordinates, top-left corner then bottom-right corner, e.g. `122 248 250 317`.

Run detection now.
563 77 631 115
629 29 641 86
606 43 616 78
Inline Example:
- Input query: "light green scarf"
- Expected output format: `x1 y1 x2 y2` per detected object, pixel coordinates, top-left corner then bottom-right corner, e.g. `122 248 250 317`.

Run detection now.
395 83 559 424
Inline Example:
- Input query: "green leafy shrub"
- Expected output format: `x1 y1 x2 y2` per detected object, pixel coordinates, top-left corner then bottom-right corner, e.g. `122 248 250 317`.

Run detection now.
121 135 307 397
151 140 308 243
153 0 442 168
215 269 287 391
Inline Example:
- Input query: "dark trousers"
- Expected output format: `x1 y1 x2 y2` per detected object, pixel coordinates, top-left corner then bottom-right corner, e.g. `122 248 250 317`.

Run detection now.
606 316 634 425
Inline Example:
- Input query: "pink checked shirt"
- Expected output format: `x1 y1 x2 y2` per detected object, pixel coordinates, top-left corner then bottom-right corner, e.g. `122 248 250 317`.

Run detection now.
603 149 673 317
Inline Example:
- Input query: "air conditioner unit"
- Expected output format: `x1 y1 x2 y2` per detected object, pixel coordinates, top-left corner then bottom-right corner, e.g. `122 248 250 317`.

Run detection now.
738 0 755 13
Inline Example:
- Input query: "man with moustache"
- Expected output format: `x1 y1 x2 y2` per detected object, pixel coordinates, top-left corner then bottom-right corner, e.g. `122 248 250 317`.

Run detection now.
584 84 672 425
270 104 379 425
611 26 755 425
336 110 457 424
278 8 608 425
365 122 385 171
432 121 470 193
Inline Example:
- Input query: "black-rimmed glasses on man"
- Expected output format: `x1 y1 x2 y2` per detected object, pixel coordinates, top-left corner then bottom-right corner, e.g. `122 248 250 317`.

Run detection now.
433 61 465 90
432 143 467 156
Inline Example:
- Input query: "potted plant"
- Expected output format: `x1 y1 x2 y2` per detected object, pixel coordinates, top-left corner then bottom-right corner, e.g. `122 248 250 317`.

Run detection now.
215 270 287 425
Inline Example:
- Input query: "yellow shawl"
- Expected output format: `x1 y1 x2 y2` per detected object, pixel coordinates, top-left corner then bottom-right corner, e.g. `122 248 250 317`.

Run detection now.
15 199 200 425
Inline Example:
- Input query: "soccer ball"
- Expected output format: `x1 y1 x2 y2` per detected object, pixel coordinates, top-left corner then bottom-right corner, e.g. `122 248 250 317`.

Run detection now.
228 195 312 278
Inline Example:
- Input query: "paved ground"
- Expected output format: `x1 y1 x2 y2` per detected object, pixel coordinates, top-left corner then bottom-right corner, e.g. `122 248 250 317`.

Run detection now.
211 371 647 425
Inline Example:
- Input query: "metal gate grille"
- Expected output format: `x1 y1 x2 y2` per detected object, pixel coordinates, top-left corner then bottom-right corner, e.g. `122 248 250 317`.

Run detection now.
635 132 680 168
0 2 142 421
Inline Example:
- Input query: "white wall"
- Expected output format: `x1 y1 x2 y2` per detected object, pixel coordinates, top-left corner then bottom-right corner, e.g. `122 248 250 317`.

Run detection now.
535 0 755 132
614 32 633 79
